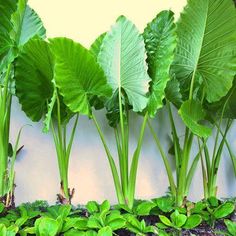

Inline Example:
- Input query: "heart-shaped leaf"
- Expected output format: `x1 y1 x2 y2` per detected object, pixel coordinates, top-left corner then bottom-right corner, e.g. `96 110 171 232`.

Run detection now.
50 37 112 116
97 16 150 113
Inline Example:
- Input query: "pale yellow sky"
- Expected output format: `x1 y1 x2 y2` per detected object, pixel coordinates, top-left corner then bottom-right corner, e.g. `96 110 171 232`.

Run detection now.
28 0 187 47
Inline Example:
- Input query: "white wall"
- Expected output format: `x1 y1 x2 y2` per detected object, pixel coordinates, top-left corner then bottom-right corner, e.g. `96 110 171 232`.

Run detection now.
11 0 236 205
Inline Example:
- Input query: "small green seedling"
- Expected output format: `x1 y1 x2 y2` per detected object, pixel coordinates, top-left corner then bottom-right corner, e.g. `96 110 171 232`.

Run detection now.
86 200 126 233
157 210 202 232
125 214 157 236
191 198 235 226
114 200 156 216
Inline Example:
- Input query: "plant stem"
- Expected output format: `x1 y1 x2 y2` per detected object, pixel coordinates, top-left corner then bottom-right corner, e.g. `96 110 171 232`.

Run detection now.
118 87 128 199
92 113 125 205
177 128 193 207
167 102 181 178
147 119 176 196
197 138 208 199
50 95 79 202
0 64 12 197
208 119 232 198
128 112 148 208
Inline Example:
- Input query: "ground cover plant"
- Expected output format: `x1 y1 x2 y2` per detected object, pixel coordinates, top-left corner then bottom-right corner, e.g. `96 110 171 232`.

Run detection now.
0 0 236 235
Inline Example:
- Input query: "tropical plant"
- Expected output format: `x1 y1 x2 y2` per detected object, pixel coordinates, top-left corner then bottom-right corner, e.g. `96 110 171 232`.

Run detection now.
146 0 236 206
15 36 111 204
15 37 75 203
90 11 177 209
91 15 153 209
0 0 45 206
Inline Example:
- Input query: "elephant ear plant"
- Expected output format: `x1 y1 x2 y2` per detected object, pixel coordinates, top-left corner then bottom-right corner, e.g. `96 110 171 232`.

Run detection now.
92 16 150 209
171 0 236 205
146 0 236 207
56 16 151 209
0 0 45 206
15 37 111 204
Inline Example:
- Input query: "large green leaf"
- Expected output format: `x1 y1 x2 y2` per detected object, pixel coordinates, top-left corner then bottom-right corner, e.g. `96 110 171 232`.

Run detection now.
0 0 17 70
50 37 112 116
143 10 176 117
179 100 212 138
0 0 45 71
11 0 46 47
15 38 54 122
172 0 236 103
97 16 150 113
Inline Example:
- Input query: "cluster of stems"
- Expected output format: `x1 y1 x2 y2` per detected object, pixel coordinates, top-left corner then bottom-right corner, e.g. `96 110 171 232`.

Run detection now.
50 92 79 203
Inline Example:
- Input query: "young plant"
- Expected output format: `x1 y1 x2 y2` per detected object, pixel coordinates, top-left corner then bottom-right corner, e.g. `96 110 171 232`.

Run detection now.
15 37 110 204
157 209 202 235
15 37 75 203
0 0 45 206
125 214 157 236
91 16 151 209
58 16 151 209
91 11 176 209
190 198 235 227
15 36 111 204
86 200 126 233
146 0 236 206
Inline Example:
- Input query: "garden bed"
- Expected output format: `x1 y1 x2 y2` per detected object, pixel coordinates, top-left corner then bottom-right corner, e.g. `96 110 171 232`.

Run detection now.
0 197 235 236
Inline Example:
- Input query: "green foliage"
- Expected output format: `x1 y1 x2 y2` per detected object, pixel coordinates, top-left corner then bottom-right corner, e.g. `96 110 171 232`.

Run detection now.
51 37 112 116
143 10 176 117
1 2 236 235
190 198 235 226
15 38 54 121
0 0 46 205
97 15 150 113
125 215 156 236
172 0 236 103
0 199 233 235
157 210 202 231
86 200 126 232
225 219 236 236
90 33 106 58
178 100 211 139
152 196 175 213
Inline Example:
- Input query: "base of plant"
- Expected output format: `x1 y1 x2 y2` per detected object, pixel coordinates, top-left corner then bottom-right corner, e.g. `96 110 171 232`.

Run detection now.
0 191 16 209
56 187 75 205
